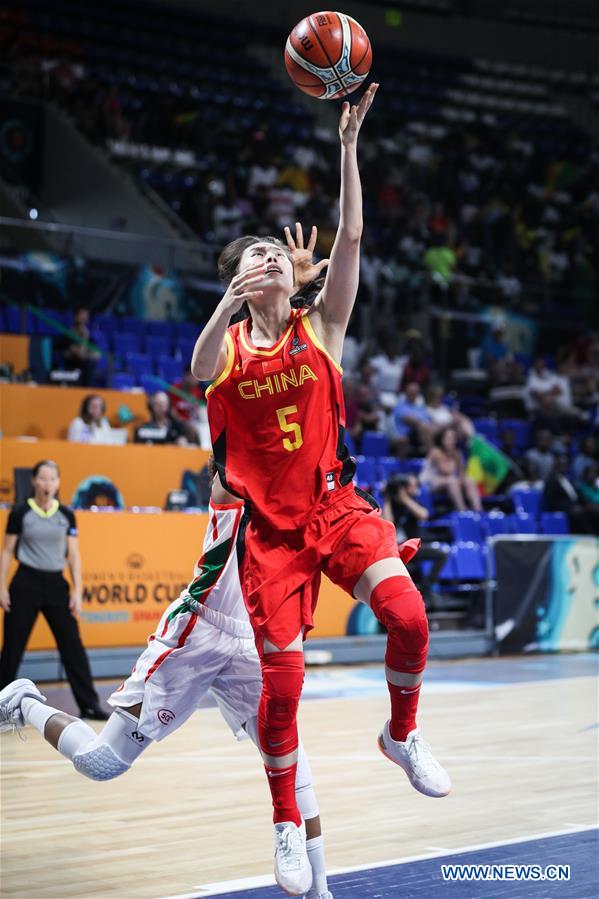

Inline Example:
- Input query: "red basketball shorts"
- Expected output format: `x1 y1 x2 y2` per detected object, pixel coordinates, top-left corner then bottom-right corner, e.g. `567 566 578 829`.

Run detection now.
240 484 420 650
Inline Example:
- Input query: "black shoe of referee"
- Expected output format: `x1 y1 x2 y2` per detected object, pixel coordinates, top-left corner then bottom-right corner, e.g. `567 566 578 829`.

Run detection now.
79 706 110 721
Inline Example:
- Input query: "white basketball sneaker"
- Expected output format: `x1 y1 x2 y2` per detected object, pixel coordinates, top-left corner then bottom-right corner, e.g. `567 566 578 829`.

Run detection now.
378 721 451 797
274 819 312 896
0 678 46 734
305 891 334 899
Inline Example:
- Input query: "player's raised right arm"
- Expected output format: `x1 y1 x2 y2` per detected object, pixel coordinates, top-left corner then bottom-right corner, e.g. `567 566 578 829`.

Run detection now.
191 261 266 381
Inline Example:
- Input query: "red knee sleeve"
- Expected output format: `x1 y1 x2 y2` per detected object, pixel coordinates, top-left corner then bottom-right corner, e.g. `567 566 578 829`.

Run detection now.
258 651 305 825
258 651 305 757
370 576 429 673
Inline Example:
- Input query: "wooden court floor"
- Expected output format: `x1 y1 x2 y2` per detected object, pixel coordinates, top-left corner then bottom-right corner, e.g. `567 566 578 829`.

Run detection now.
1 658 597 898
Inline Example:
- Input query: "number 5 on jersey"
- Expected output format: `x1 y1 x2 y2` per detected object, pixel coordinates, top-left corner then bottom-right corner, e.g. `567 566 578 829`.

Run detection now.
276 405 304 452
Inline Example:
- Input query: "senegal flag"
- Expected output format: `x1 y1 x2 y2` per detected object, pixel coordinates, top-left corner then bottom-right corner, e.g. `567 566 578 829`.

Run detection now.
466 434 511 496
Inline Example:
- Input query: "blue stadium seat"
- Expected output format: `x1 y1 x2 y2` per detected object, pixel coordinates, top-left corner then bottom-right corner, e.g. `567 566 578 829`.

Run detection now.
540 512 569 535
484 511 510 536
146 335 171 358
451 511 484 543
5 306 33 334
404 458 425 476
94 314 119 336
507 513 537 535
361 431 390 457
125 352 151 381
379 456 403 481
473 418 499 443
454 542 486 580
511 488 543 517
140 374 163 394
157 356 183 384
112 372 136 390
173 338 196 363
355 455 379 488
343 431 356 457
500 419 531 450
34 310 68 337
146 320 173 338
114 333 141 357
416 484 434 517
121 316 143 334
437 545 458 581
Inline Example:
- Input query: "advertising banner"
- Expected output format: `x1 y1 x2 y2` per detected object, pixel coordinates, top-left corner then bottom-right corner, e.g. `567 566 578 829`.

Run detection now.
0 510 355 650
493 536 599 653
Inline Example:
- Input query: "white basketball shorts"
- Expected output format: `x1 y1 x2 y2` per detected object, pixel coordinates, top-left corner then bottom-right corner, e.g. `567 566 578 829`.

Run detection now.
108 598 262 742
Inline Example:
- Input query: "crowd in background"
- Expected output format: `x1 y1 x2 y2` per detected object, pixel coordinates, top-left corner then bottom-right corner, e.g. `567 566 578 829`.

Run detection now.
4 39 598 327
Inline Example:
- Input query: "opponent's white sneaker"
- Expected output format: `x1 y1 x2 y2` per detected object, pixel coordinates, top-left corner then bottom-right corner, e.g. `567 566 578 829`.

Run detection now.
305 891 334 899
274 820 312 896
0 678 46 734
378 721 451 797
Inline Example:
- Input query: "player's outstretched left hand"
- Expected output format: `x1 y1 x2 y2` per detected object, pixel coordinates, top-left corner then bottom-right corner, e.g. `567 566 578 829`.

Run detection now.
339 82 379 146
284 222 329 289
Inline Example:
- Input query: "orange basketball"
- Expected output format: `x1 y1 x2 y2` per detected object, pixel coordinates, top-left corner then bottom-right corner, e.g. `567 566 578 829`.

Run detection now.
285 11 372 100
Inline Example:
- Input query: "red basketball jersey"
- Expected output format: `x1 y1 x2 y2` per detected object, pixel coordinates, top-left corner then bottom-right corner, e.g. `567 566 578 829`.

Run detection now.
206 309 355 529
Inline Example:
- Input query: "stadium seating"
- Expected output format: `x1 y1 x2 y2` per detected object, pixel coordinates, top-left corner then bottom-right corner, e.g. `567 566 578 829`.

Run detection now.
511 489 543 517
361 431 390 457
355 456 379 489
453 542 487 581
112 372 136 391
451 512 484 543
540 512 570 535
507 513 537 535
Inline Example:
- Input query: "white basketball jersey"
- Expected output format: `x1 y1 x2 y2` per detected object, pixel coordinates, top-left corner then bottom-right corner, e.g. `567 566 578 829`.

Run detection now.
184 499 249 630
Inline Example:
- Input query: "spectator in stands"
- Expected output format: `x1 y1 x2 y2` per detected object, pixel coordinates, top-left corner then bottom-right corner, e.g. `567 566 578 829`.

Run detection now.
60 309 101 387
370 332 406 396
578 462 599 507
421 426 482 512
572 436 599 483
399 337 431 391
508 457 544 493
525 429 555 482
134 391 191 446
543 455 599 535
524 357 568 427
391 382 434 452
0 460 108 720
382 474 449 609
345 362 384 448
480 322 521 386
425 385 474 442
67 394 116 444
424 233 456 297
168 370 209 449
499 428 525 472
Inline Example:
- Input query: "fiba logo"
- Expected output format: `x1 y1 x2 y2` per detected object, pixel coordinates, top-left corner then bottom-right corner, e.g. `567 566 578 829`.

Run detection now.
157 708 176 725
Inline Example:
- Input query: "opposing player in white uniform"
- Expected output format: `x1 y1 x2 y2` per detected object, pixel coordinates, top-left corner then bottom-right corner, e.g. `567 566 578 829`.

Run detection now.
0 474 332 899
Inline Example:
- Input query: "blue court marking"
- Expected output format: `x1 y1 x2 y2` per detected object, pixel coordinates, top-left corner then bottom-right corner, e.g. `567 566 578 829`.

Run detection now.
204 829 598 898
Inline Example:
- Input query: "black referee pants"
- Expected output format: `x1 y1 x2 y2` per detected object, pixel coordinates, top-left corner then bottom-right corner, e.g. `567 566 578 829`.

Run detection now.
0 564 99 712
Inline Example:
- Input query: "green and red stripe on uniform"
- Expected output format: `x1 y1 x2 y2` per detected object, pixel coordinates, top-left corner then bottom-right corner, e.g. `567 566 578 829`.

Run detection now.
144 508 241 682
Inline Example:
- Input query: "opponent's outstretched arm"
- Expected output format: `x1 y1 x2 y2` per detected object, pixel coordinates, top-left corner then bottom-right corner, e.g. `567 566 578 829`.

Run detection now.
310 82 378 362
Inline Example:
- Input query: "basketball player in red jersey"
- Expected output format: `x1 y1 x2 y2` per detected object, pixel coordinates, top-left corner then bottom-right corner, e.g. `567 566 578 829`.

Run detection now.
192 82 450 896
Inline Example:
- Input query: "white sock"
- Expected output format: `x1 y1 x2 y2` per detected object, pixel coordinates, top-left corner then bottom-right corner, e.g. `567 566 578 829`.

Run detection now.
306 835 328 895
21 697 65 737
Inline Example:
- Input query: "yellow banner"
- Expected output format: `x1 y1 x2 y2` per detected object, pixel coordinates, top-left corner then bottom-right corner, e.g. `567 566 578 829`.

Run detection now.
0 510 355 650
0 438 209 508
